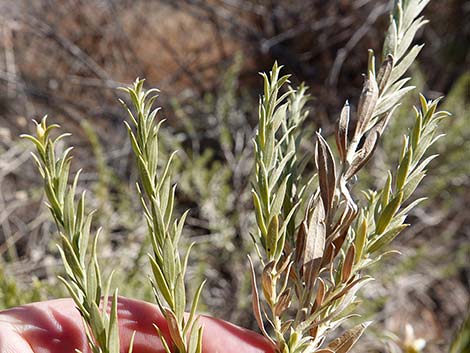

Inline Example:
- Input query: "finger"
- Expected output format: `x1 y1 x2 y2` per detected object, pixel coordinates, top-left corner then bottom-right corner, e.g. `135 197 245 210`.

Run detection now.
0 297 274 353
0 324 35 353
0 299 90 353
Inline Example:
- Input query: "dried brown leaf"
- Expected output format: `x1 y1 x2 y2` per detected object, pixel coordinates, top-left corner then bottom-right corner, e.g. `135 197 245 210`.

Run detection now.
303 198 326 289
321 241 335 269
336 101 350 163
310 325 319 341
262 261 275 304
327 322 370 353
315 133 337 215
280 319 294 334
276 253 292 277
329 277 372 303
355 73 379 137
163 309 185 352
329 203 356 245
248 256 275 345
332 229 348 260
295 221 308 266
375 104 398 135
314 278 326 309
377 54 394 92
344 131 380 180
341 245 356 282
274 288 292 316
339 178 358 214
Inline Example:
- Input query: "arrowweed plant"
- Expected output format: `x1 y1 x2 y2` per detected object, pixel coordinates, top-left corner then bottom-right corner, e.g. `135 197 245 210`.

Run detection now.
249 0 449 352
21 0 449 352
119 81 205 353
21 117 128 353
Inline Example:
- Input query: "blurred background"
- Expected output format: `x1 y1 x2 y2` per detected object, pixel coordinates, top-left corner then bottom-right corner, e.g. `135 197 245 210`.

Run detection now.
0 1 469 352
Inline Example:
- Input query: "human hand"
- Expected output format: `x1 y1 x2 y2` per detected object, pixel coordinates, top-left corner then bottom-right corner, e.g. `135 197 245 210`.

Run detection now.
0 296 274 353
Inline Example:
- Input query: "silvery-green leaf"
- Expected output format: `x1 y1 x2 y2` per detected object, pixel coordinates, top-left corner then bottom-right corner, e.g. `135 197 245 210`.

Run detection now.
375 86 415 116
272 102 289 132
56 245 75 280
188 318 200 353
127 331 136 353
89 301 107 347
381 172 393 210
403 171 425 202
274 202 299 261
383 18 398 58
389 44 423 85
253 191 267 237
63 189 75 237
174 209 189 247
124 122 142 156
271 176 289 217
195 326 204 353
164 184 176 227
354 216 367 263
258 161 270 210
57 158 71 202
174 272 186 324
411 111 423 149
108 290 120 353
162 237 176 289
402 0 430 31
264 128 276 167
102 270 115 319
136 154 154 198
159 173 171 214
411 153 438 177
157 151 177 192
269 151 294 191
397 197 427 219
266 215 279 259
60 233 84 280
58 276 87 315
20 134 44 155
396 147 413 190
184 280 206 337
86 256 98 304
368 224 409 253
75 191 85 235
386 213 408 233
376 192 403 235
181 242 195 278
149 255 173 307
396 18 428 60
153 324 172 353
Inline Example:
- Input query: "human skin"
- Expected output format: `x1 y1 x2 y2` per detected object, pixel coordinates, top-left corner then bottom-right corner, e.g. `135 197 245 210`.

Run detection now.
0 297 274 353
